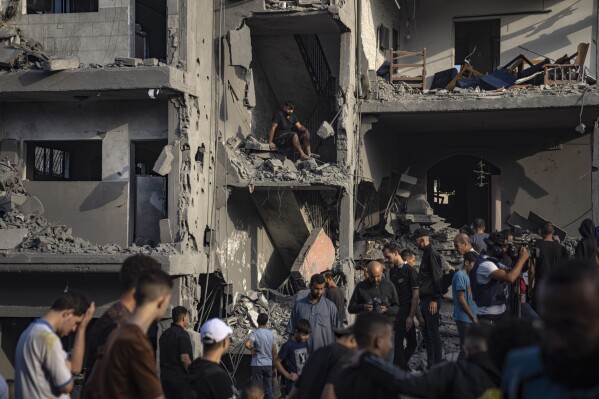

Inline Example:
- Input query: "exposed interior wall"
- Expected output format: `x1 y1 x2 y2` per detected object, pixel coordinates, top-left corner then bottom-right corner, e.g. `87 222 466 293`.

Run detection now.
216 189 285 296
385 0 596 87
8 1 132 65
360 0 401 71
363 123 592 236
24 181 130 246
0 100 166 245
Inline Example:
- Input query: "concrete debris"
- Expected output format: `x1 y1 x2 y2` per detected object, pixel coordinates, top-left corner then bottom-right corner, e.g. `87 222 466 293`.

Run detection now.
114 57 143 67
153 145 175 176
374 76 599 102
0 228 28 250
143 58 159 67
226 137 349 189
43 56 80 72
265 0 330 11
0 46 22 68
290 228 335 284
228 24 252 70
229 289 294 348
316 121 335 140
0 26 17 40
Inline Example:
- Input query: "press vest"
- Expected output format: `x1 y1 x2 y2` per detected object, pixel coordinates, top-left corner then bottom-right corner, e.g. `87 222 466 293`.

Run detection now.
469 256 508 308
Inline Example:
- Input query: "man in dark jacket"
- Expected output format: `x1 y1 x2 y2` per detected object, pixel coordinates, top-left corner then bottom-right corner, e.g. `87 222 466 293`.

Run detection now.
575 218 598 261
348 261 400 320
414 228 444 368
359 322 500 399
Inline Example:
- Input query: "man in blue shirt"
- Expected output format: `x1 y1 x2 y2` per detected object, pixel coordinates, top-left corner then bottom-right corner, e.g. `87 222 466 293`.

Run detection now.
503 260 599 398
452 251 478 361
246 313 277 399
287 274 341 352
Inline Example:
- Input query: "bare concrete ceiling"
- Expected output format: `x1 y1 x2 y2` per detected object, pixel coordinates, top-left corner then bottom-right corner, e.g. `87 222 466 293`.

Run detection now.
248 11 348 35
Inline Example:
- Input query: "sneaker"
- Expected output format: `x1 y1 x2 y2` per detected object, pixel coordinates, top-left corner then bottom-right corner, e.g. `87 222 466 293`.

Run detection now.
309 153 321 159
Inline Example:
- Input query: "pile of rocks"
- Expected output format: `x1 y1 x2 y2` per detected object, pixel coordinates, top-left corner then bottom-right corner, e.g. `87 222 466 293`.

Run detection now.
228 289 294 347
226 136 349 188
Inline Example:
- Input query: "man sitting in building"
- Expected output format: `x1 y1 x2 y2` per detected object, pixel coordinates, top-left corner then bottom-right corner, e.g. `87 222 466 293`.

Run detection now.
268 101 318 161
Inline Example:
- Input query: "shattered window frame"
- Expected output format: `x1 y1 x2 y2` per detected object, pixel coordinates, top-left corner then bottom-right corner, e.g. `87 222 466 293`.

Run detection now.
33 146 70 180
26 0 99 14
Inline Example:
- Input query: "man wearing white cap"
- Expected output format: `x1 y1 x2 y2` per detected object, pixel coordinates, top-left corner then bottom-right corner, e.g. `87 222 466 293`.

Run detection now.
188 318 239 399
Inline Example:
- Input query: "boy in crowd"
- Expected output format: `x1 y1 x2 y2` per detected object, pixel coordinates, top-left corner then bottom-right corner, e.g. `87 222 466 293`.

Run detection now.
15 291 94 399
245 313 277 399
275 319 311 398
452 251 478 360
400 249 426 326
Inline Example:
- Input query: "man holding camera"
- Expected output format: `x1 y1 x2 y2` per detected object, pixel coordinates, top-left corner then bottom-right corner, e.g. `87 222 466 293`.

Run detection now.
348 261 399 361
470 232 530 323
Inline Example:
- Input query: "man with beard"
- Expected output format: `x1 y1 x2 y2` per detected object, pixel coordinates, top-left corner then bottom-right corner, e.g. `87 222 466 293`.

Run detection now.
502 260 599 398
287 274 341 352
267 101 317 161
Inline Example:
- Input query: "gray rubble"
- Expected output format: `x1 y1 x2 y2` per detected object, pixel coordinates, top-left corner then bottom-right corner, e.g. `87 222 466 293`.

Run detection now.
228 289 294 348
226 136 350 189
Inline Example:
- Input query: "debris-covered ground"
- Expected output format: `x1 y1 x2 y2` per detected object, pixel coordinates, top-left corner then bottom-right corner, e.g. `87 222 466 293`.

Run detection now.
375 76 597 103
225 136 350 189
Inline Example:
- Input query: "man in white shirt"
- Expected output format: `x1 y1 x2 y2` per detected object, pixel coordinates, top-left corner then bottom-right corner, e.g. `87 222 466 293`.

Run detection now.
470 232 529 323
15 291 94 399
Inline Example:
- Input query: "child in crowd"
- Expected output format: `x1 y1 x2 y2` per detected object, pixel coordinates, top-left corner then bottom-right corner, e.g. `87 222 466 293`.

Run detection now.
245 313 277 399
400 249 426 326
452 251 478 360
275 318 311 399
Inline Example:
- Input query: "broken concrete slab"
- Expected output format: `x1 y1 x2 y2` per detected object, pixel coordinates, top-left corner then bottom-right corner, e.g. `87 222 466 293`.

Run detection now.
159 219 173 243
43 57 80 71
264 159 283 172
0 47 22 68
527 211 567 241
317 121 335 139
290 228 335 283
430 222 451 231
0 228 28 250
0 27 17 40
283 159 298 172
406 194 433 215
244 141 271 151
153 145 175 176
228 24 252 70
244 69 256 108
115 57 143 67
395 187 411 198
143 58 159 66
400 173 418 185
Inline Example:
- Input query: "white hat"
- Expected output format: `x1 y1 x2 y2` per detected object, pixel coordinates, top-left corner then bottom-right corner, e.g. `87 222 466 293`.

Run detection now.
200 318 233 344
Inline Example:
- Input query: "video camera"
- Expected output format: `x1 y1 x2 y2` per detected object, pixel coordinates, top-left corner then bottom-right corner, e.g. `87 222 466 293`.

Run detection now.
366 297 383 314
507 229 540 260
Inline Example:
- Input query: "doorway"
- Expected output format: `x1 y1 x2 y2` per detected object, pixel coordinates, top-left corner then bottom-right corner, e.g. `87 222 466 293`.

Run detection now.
455 19 500 73
427 155 500 229
131 140 167 246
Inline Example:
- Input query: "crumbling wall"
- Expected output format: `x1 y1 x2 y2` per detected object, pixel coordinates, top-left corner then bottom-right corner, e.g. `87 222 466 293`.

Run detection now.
366 122 592 236
7 2 131 65
394 0 595 87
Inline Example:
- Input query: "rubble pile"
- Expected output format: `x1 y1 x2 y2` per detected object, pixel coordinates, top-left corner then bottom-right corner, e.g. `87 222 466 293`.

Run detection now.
0 26 50 72
226 136 349 188
228 289 294 347
265 0 330 11
0 161 177 255
375 76 598 102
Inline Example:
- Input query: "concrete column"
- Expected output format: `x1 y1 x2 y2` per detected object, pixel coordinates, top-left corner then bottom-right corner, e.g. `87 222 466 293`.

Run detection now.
592 120 599 224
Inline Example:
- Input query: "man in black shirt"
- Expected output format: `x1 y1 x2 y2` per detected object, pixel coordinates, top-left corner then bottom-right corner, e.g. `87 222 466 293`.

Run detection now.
348 261 399 320
414 227 444 368
321 313 395 399
530 222 569 309
288 326 357 399
268 101 317 161
188 318 238 399
159 306 193 399
383 243 420 370
323 271 346 323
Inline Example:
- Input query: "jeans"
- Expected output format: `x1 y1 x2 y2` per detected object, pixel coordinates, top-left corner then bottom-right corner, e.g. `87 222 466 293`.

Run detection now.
520 302 540 321
251 366 274 399
420 298 442 367
394 309 418 369
455 321 471 362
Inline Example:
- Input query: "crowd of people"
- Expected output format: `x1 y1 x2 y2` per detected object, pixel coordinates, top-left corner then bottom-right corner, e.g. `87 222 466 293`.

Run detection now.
2 216 599 398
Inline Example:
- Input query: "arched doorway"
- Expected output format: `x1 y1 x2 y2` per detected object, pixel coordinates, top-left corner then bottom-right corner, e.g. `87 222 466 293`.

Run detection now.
427 155 501 229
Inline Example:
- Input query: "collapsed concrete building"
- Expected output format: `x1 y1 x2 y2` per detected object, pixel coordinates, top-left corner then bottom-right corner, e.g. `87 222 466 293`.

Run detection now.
0 0 597 386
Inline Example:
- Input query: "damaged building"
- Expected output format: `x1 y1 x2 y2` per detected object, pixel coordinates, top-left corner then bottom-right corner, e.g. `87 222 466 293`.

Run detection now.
0 0 598 388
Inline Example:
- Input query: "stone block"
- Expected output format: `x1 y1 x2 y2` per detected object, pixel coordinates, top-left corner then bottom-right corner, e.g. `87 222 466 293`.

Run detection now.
244 141 271 151
400 173 418 185
153 145 175 176
406 194 433 215
143 58 159 66
115 57 143 67
0 228 28 250
44 56 80 71
395 187 411 198
291 228 335 283
0 26 18 40
316 121 335 139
